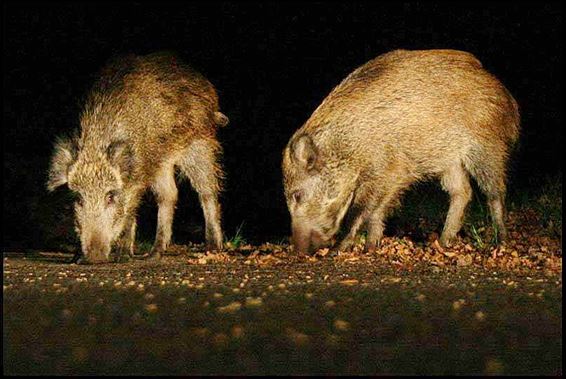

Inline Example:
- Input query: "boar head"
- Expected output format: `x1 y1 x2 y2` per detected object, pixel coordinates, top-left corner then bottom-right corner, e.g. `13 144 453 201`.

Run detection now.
47 134 135 263
282 133 356 254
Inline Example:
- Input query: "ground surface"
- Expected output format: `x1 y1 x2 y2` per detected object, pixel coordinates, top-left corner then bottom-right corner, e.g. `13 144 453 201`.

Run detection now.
3 216 562 375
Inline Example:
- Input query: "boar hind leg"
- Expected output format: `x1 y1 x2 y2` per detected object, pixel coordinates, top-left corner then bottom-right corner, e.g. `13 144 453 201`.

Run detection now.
150 162 179 258
487 194 507 243
440 163 472 246
178 139 224 251
467 156 508 243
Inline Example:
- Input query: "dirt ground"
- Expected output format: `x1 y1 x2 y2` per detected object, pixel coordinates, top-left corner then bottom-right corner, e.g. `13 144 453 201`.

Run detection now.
3 216 562 375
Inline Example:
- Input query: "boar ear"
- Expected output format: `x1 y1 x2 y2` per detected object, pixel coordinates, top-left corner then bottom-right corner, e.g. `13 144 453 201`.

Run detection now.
47 136 78 191
106 140 134 179
291 134 319 170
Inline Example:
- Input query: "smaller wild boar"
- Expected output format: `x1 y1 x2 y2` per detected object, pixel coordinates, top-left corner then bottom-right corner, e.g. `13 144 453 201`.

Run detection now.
283 49 520 254
47 52 228 264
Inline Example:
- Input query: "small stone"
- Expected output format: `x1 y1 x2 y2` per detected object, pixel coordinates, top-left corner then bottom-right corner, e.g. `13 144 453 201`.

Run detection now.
145 304 158 313
245 297 263 307
144 293 155 300
339 279 359 286
325 300 336 308
485 357 504 375
191 327 209 337
452 299 466 310
333 319 350 331
231 325 245 338
213 333 229 346
217 301 242 313
61 309 72 319
286 328 309 346
72 346 89 363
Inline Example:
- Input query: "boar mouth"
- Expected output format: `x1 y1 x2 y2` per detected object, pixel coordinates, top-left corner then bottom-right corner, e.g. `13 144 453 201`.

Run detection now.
81 249 111 264
292 192 355 254
80 234 112 264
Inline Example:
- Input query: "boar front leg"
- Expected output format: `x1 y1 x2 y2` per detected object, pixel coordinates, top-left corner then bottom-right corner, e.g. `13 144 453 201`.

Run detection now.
111 216 137 262
150 162 179 259
335 183 378 252
179 139 224 251
364 189 403 253
336 204 371 252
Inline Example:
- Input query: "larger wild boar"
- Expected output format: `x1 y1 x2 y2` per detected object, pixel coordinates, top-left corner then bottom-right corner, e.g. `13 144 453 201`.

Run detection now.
47 52 228 263
283 49 520 254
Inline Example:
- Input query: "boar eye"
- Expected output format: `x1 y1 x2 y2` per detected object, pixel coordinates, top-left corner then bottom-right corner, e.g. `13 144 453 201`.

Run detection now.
105 190 118 206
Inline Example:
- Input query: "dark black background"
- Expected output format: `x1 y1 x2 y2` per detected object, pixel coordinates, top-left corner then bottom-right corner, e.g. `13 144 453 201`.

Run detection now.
3 1 562 250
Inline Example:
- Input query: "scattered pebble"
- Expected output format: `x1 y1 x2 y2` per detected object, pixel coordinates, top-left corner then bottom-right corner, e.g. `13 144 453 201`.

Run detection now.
452 299 466 311
144 293 155 300
217 301 242 314
339 279 359 286
484 357 504 375
286 328 309 346
333 319 350 331
245 297 263 307
475 311 486 321
325 300 336 308
144 304 158 313
231 325 245 338
213 333 229 347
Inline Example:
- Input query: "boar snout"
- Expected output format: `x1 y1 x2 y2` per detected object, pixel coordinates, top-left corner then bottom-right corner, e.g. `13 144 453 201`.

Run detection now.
81 234 111 264
292 223 312 254
310 230 330 251
292 223 331 254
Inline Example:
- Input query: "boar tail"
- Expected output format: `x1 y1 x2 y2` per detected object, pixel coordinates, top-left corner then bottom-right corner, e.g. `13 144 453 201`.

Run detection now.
504 88 521 145
214 112 229 127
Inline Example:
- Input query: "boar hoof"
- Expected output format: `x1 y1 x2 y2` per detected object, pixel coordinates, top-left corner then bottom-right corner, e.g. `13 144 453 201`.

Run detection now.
147 249 162 261
206 242 223 252
114 253 131 263
75 256 91 265
109 248 131 263
364 241 381 254
439 235 457 248
496 230 507 245
328 249 340 257
337 242 354 252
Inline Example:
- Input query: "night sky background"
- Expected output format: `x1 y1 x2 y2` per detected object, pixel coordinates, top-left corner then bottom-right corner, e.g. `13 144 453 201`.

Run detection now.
3 1 563 251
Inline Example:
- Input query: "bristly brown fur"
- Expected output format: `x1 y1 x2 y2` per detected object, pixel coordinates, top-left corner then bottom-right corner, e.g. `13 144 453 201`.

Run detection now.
48 51 228 262
283 49 520 253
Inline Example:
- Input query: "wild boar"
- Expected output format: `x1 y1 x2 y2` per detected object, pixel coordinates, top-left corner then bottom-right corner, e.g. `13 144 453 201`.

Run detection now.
47 52 228 263
283 49 520 254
